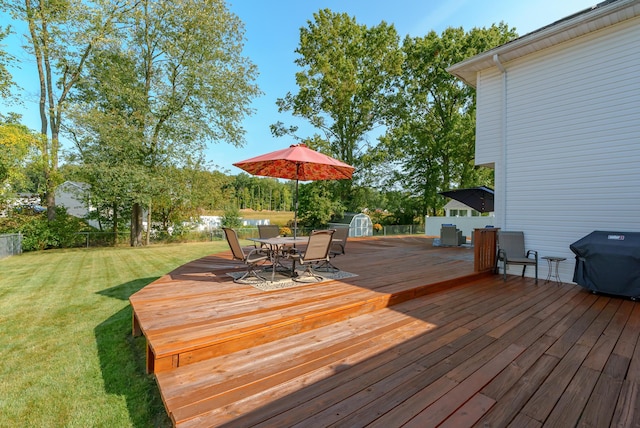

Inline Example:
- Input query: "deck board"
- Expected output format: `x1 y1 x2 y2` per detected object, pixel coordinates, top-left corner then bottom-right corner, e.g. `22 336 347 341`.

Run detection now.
129 235 640 427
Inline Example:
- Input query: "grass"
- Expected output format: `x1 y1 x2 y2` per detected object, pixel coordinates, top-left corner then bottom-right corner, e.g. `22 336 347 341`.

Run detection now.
0 241 230 427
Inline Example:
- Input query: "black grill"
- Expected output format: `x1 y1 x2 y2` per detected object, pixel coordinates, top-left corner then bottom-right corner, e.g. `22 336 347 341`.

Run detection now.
570 231 640 299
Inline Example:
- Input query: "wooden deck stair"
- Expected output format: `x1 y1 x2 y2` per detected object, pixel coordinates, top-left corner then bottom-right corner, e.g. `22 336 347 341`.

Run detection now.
156 274 504 427
131 237 484 374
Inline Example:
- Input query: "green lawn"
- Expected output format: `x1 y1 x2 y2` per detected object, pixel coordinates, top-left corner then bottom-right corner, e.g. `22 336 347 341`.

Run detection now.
0 241 230 427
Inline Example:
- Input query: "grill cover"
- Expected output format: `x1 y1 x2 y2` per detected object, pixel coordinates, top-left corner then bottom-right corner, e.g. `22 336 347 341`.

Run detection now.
570 231 640 298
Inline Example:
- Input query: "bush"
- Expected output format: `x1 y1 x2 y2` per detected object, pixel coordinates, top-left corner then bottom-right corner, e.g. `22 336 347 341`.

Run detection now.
0 207 96 251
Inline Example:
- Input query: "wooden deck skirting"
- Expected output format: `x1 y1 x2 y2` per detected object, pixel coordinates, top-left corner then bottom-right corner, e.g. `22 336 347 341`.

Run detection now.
130 236 640 427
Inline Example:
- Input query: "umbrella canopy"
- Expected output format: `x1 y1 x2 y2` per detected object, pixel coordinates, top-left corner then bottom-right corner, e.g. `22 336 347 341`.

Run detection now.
233 144 355 237
233 143 354 181
440 186 494 213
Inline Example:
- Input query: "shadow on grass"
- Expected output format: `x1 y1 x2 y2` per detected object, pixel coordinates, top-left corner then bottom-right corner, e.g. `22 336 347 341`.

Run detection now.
96 277 159 301
95 278 172 427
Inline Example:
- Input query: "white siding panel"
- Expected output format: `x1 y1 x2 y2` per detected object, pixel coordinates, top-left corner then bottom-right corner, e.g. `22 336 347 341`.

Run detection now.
475 70 502 167
496 16 640 283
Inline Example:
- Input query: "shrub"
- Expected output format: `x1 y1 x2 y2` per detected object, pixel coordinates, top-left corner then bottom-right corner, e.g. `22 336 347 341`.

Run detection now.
279 226 292 236
0 207 96 251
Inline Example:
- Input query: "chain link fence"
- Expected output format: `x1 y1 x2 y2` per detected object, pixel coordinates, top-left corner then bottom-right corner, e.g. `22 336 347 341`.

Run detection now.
3 226 424 251
0 233 22 259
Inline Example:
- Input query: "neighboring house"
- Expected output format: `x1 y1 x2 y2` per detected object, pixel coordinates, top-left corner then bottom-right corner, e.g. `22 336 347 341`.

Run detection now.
443 200 481 217
55 181 99 228
447 0 640 282
425 200 495 239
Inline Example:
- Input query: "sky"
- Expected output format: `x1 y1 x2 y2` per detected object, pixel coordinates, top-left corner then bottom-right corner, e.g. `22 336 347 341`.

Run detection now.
1 0 598 174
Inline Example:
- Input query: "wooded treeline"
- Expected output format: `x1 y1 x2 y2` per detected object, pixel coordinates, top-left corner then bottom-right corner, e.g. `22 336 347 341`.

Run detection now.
0 2 518 245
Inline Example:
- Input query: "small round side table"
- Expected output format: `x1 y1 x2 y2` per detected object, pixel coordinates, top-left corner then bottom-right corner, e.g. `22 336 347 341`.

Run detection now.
542 256 566 286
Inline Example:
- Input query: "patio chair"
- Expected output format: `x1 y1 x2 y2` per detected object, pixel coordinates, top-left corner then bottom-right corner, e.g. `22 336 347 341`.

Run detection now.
316 226 349 272
223 227 269 283
289 229 335 282
440 224 465 246
496 231 538 284
258 224 280 239
255 224 281 248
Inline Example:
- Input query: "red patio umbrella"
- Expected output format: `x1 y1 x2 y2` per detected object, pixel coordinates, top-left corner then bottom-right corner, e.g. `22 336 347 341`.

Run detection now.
233 144 355 237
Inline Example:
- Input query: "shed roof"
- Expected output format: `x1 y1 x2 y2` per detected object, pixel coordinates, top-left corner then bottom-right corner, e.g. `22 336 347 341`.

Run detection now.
447 0 640 87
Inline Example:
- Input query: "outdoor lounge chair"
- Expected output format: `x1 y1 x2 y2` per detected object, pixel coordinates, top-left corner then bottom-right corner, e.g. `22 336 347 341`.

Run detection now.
223 227 269 283
289 229 335 282
496 230 538 284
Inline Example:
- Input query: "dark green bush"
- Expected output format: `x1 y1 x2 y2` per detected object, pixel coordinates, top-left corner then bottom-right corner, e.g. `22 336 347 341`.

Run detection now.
0 207 96 251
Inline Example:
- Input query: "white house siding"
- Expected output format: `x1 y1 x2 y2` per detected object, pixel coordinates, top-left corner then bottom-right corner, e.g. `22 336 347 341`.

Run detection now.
475 69 503 168
475 15 640 283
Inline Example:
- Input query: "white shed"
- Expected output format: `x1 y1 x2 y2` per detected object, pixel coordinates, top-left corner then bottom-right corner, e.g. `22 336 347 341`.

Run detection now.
329 213 373 237
447 0 640 283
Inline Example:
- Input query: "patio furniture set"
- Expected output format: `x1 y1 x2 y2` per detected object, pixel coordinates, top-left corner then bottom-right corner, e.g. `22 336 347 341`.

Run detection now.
223 225 349 284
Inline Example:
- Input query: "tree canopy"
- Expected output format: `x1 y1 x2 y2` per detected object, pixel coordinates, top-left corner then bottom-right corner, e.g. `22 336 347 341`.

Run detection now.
274 9 403 205
0 4 521 237
380 24 517 215
65 0 261 244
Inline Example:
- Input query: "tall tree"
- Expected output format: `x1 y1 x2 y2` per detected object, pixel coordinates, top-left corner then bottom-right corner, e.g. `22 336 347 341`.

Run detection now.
68 0 261 245
0 115 38 206
274 9 403 209
0 25 15 100
382 24 517 216
1 0 134 221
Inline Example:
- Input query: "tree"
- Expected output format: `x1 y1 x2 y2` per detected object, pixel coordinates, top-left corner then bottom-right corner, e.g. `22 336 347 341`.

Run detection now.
0 25 16 101
297 181 345 229
274 9 403 209
67 0 261 245
1 0 134 221
381 24 517 216
0 115 38 206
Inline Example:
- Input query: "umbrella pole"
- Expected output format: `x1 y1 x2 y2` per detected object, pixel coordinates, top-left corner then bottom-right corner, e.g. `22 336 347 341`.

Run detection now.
294 178 299 239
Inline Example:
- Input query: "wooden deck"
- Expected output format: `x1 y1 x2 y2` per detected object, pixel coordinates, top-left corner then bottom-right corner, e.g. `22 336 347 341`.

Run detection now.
130 236 640 427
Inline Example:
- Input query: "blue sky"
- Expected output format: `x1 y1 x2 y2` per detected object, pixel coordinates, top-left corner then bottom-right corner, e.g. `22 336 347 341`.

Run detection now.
1 0 597 174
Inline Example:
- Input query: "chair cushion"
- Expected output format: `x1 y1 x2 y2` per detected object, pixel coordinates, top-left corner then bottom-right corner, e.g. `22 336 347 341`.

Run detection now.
506 257 536 264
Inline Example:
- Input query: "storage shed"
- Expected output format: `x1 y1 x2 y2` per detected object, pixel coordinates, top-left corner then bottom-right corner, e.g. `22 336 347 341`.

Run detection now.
329 213 373 237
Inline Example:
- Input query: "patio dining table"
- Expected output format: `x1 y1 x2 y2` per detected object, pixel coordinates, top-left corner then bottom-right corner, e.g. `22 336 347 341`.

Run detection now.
248 236 308 281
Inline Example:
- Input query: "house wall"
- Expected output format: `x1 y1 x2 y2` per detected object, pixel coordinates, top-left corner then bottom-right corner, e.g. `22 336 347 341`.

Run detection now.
55 182 89 219
475 15 640 283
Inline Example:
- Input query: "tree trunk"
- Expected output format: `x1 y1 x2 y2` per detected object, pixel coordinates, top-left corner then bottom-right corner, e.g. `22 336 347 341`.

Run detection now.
130 203 143 246
112 202 118 246
145 203 152 245
45 177 56 221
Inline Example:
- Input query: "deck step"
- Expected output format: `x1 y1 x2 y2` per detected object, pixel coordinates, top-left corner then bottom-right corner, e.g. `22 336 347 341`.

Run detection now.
142 270 490 373
156 275 503 427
